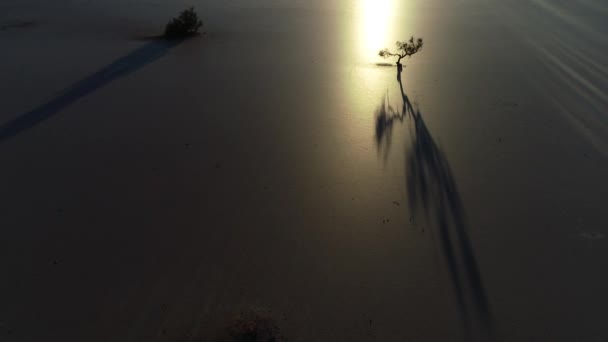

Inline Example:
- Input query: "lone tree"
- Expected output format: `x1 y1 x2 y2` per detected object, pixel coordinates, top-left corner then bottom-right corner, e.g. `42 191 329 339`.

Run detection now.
379 37 423 66
164 7 203 38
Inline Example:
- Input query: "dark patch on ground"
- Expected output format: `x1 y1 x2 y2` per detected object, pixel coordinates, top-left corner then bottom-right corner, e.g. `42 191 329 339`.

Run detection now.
224 311 284 342
181 309 285 342
374 62 395 67
580 232 605 240
0 21 35 31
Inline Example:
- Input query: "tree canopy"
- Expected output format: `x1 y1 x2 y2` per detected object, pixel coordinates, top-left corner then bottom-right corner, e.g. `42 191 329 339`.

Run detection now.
379 37 424 65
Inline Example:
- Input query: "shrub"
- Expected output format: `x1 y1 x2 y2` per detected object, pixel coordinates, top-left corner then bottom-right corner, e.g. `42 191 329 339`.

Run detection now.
164 7 203 38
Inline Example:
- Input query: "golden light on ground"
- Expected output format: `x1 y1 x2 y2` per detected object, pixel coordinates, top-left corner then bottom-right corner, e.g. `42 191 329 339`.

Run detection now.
342 0 400 112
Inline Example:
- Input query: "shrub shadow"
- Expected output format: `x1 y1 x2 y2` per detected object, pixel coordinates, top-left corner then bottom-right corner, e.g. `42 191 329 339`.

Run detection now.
0 38 183 143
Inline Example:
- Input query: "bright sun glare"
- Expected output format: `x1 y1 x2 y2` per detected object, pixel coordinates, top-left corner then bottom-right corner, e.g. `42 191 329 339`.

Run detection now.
359 0 396 60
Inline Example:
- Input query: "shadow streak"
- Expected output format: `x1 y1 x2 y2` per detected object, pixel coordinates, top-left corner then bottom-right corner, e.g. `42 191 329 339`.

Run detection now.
374 67 495 339
374 66 414 161
0 38 183 143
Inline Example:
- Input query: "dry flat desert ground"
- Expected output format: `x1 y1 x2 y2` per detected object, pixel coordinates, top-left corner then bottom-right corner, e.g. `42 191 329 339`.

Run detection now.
1 0 607 341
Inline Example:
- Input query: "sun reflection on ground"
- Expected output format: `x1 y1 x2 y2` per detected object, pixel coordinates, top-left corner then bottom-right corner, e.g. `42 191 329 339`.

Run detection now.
357 0 396 63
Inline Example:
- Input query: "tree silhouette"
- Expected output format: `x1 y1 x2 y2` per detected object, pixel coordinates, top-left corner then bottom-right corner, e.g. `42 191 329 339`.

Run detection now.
379 37 424 66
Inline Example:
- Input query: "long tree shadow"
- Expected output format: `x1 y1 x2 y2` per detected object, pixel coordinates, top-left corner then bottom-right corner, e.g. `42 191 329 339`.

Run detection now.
374 65 416 161
0 38 183 143
375 67 495 340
